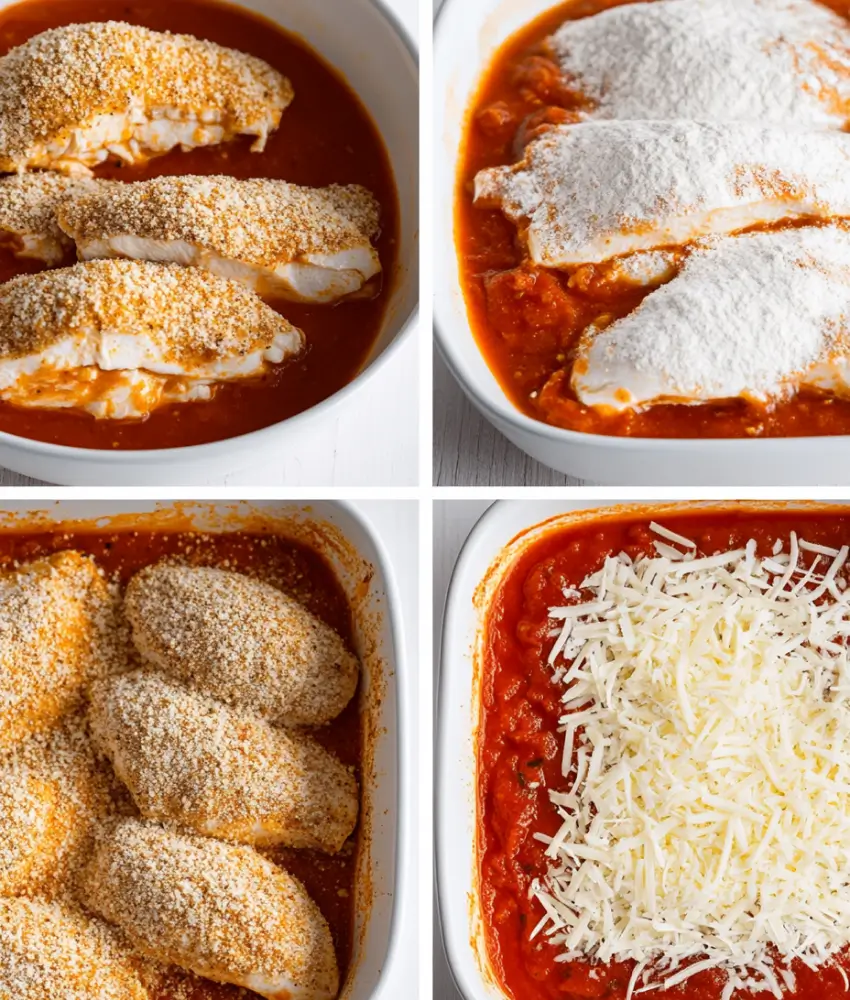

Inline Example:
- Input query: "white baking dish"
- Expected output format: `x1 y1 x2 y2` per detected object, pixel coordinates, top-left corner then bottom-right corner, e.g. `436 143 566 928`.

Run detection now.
433 0 850 486
0 499 408 1000
436 498 850 999
0 0 418 486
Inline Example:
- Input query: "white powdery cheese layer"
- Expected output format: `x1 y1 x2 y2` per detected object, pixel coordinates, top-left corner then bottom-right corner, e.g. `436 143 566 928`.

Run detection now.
536 524 850 999
547 0 850 127
474 121 850 267
573 225 850 411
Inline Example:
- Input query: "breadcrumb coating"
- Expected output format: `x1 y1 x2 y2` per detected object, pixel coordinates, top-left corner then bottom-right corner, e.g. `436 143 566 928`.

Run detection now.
0 898 148 1000
79 819 339 1000
0 22 293 172
89 670 358 852
0 174 109 264
58 175 381 268
0 551 117 752
124 564 359 727
0 259 302 371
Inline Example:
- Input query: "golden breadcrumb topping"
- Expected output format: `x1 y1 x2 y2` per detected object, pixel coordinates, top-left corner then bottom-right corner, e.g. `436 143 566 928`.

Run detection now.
0 21 293 170
58 175 381 266
0 174 108 248
89 670 358 852
0 719 113 899
0 259 300 365
0 898 148 1000
124 564 359 727
0 551 119 752
80 818 339 998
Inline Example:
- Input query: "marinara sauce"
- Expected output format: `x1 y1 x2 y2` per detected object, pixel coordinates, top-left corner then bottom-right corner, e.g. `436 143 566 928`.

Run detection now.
0 0 398 450
457 0 850 439
479 510 850 1000
0 527 360 1000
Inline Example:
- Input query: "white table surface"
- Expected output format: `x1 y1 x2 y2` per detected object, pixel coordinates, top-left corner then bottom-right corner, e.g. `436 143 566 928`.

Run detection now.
434 350 587 486
433 500 493 1000
0 0 419 488
354 499 420 998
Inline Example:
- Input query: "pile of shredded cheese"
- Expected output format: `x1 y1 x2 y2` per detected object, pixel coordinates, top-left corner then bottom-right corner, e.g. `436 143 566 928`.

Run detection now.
535 523 850 999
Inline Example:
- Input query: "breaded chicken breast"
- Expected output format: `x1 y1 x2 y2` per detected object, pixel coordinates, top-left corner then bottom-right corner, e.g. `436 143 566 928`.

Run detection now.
0 551 113 751
0 898 148 1000
0 259 303 419
124 564 358 726
59 175 382 303
0 22 292 174
79 819 338 1000
89 671 358 852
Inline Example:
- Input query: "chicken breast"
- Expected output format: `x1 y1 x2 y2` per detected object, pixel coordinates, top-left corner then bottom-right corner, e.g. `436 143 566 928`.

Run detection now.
573 225 850 411
0 771 66 897
475 121 850 268
0 551 114 752
124 564 358 727
547 0 850 127
0 719 113 900
0 174 111 265
0 259 303 419
0 898 148 1000
58 175 383 304
79 819 338 1000
0 22 292 175
89 671 358 852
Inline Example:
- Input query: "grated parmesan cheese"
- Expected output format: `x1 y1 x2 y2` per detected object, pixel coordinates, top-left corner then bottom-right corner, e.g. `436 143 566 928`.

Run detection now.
536 523 850 996
474 121 850 268
573 224 850 411
547 0 850 128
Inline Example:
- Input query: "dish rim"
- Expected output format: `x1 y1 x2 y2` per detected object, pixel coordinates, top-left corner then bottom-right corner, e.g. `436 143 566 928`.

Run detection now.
334 497 410 1000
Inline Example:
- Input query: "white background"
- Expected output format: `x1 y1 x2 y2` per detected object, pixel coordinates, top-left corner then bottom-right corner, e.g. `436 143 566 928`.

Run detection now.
0 0 419 487
434 350 585 486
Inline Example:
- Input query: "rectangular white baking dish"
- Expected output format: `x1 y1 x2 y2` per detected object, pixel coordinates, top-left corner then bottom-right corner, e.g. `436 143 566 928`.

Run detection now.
434 0 850 486
436 499 850 1000
0 498 408 1000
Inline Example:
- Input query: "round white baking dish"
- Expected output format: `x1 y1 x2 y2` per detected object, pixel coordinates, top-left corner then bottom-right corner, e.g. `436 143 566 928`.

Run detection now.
0 0 418 486
434 0 850 486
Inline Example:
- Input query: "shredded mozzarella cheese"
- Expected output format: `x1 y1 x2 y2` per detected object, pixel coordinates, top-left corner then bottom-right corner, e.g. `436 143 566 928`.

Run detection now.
537 524 850 997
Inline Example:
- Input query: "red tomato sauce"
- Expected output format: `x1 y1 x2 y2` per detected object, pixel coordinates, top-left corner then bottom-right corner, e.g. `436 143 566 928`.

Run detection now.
0 0 398 450
478 509 850 1000
456 0 850 439
0 527 360 1000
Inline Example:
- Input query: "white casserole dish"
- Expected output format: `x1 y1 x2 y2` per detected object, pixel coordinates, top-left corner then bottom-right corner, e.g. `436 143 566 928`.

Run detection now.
433 0 850 486
0 0 418 486
0 498 409 1000
435 498 850 1000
